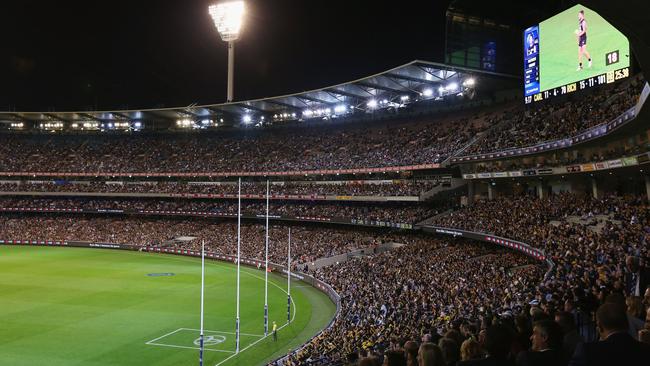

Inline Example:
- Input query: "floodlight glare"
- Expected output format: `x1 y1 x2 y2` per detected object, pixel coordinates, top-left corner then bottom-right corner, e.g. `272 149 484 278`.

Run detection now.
422 88 434 97
367 99 378 109
334 104 347 113
208 1 246 42
463 78 475 87
400 95 410 102
242 115 252 123
446 82 459 91
209 1 246 103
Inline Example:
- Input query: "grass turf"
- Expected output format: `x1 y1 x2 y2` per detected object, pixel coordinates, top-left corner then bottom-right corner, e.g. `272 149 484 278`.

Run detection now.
0 245 336 366
538 4 629 92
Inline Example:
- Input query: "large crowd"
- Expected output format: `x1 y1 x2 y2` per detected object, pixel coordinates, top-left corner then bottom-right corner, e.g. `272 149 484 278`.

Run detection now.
0 197 435 224
0 215 409 264
462 74 645 155
0 109 492 173
470 142 650 173
1 191 649 365
0 77 641 175
0 74 648 366
280 192 650 365
0 178 448 197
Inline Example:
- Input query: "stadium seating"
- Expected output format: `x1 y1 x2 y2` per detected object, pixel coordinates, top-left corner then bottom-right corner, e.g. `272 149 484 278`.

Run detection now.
1 75 648 366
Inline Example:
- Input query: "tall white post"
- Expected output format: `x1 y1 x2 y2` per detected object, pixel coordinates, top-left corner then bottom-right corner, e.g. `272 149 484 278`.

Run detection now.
199 240 205 366
287 227 291 323
227 41 235 102
264 179 269 336
235 177 241 353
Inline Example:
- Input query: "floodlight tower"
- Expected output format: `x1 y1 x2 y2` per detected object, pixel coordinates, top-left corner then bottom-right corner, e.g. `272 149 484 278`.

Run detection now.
209 1 245 103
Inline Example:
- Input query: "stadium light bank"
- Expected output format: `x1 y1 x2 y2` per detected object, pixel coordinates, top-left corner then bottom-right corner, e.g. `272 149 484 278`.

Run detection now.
209 0 246 103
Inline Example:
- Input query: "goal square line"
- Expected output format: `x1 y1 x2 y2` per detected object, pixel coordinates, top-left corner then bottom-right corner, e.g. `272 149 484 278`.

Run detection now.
145 327 262 354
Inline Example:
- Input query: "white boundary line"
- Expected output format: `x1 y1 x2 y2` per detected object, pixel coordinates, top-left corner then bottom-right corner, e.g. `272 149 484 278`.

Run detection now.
146 328 256 354
147 342 235 354
145 327 184 344
180 327 264 337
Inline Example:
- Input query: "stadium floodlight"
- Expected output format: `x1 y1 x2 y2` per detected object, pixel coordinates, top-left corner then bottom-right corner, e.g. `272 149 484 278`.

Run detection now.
400 95 410 102
446 82 459 91
303 109 313 117
334 104 347 114
437 86 445 94
242 114 252 123
422 88 434 97
209 1 246 103
133 122 142 128
367 99 378 109
463 78 475 87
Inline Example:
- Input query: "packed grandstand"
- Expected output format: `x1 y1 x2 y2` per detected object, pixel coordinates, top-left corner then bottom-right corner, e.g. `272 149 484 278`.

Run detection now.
2 2 650 366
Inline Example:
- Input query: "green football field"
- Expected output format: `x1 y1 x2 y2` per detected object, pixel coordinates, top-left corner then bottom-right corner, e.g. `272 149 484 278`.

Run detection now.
0 246 336 366
539 4 629 91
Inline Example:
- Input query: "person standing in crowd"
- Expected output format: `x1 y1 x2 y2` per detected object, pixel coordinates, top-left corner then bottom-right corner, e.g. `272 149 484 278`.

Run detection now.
626 256 650 297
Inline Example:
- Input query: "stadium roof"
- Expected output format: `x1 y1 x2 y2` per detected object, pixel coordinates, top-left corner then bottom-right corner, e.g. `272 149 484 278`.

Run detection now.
0 60 517 128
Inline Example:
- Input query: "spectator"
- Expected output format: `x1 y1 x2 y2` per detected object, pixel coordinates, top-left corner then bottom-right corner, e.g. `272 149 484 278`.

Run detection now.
626 256 650 297
515 319 565 366
460 338 483 362
459 324 515 366
404 340 419 366
437 338 459 366
383 350 407 366
569 303 650 366
417 343 444 366
554 311 583 361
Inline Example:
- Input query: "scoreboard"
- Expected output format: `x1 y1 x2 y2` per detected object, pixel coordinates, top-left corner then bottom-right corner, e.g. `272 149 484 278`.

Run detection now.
524 67 629 104
523 4 630 104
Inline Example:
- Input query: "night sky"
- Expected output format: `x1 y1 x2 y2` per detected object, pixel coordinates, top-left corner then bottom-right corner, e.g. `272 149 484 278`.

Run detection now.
0 0 453 111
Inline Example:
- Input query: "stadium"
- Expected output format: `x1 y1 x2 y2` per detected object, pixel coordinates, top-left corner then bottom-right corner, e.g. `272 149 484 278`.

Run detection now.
1 1 650 366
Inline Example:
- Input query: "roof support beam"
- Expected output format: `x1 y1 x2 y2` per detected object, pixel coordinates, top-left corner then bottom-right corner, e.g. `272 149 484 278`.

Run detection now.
296 95 334 105
266 100 302 111
325 88 366 99
356 81 404 95
416 66 446 81
238 103 267 113
79 113 105 122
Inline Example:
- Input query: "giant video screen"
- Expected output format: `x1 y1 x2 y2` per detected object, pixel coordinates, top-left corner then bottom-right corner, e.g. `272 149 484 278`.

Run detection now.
523 4 630 104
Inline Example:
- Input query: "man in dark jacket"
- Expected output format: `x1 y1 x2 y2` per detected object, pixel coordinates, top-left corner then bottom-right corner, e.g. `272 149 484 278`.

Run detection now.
569 302 650 366
626 256 650 297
